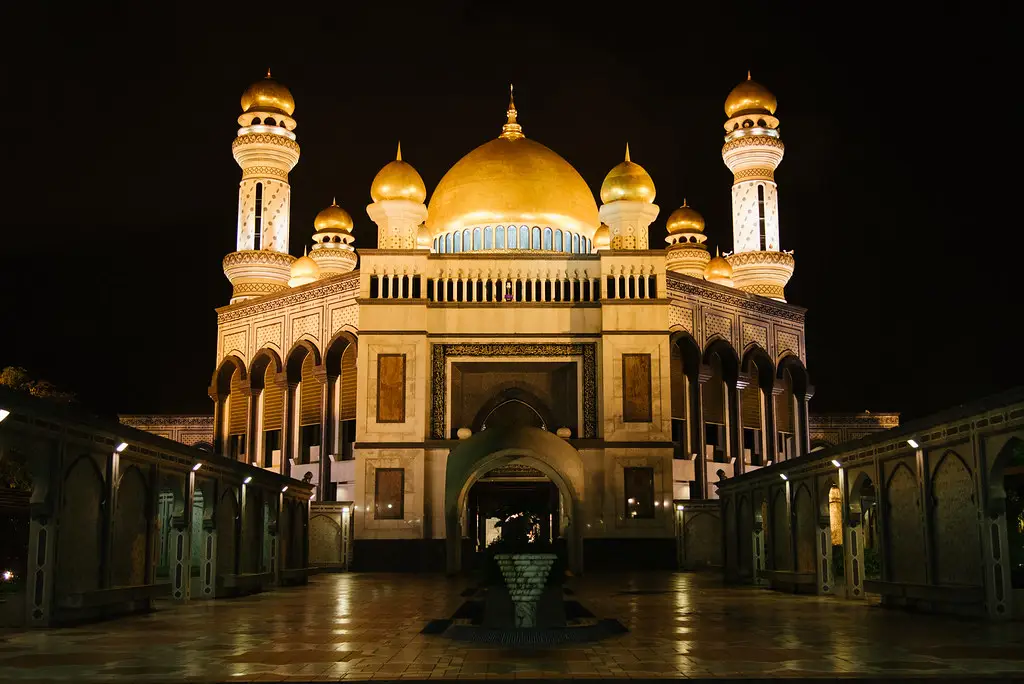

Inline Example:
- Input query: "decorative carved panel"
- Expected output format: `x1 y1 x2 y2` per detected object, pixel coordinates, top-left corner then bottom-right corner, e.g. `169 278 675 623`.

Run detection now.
931 452 982 586
742 322 768 351
376 354 406 423
291 312 321 346
374 468 404 519
669 305 694 333
622 354 653 423
430 343 597 439
255 322 282 352
223 329 248 358
706 314 733 343
885 462 926 584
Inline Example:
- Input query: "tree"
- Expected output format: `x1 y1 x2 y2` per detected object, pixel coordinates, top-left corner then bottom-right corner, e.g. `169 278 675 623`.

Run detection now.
0 366 76 403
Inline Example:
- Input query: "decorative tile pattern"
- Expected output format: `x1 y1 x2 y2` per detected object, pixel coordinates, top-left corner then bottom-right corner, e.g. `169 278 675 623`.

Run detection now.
255 322 282 352
222 329 247 359
776 329 800 357
705 314 733 343
291 312 321 347
331 305 358 337
668 305 693 334
742 322 768 351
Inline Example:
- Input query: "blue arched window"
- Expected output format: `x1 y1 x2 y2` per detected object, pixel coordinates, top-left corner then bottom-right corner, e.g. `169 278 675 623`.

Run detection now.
495 225 505 249
572 234 580 253
463 229 471 252
554 230 563 252
253 182 264 249
473 227 482 250
564 233 573 253
543 227 552 250
445 233 452 253
504 225 514 249
583 237 590 253
454 231 462 252
531 226 541 249
484 226 493 249
520 225 529 249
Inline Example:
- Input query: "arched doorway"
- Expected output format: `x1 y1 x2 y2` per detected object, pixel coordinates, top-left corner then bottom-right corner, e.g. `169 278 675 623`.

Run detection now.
444 426 584 575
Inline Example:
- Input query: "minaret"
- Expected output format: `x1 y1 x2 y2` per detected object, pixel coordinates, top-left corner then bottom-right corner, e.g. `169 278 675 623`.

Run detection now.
309 199 358 275
367 142 428 250
222 70 300 303
664 200 711 277
721 72 794 301
598 144 660 250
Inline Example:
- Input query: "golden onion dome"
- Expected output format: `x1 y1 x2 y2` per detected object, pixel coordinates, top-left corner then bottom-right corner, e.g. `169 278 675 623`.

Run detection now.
593 223 611 250
288 250 320 287
370 142 427 204
600 144 656 204
724 72 777 118
314 199 353 233
416 222 432 249
704 249 734 281
426 88 599 238
241 69 295 116
666 199 705 234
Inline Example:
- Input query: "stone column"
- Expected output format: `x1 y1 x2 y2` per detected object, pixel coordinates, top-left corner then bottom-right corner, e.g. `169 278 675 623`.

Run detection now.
245 387 261 466
101 447 120 589
816 513 835 595
170 474 193 602
210 392 225 457
694 364 712 499
732 374 749 477
280 381 299 478
768 383 783 464
841 468 866 600
752 505 767 586
25 443 59 626
316 368 336 502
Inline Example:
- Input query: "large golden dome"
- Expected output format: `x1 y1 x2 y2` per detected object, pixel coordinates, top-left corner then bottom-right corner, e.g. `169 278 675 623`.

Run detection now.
371 142 427 203
724 72 777 118
426 94 599 238
600 144 656 204
666 200 705 234
314 200 353 233
241 70 295 116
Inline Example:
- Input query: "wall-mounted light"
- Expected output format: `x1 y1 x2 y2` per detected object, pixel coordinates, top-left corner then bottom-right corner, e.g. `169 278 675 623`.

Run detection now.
309 492 316 500
281 485 288 493
676 504 684 511
341 507 350 514
115 442 129 453
907 438 919 449
831 459 841 468
0 408 10 423
243 476 252 484
780 473 788 481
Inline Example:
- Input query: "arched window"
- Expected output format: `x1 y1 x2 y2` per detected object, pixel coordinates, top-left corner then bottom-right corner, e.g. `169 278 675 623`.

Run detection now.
505 225 515 249
757 184 767 250
554 230 563 251
454 231 462 252
254 182 264 249
520 225 529 249
531 226 541 249
463 229 471 252
445 233 452 253
572 233 580 253
484 226 493 249
564 233 572 253
543 227 552 250
473 227 482 250
584 237 591 253
496 225 505 249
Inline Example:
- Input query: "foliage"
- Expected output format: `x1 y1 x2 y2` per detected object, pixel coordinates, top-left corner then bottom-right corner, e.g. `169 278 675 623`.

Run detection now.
863 546 882 579
0 366 76 404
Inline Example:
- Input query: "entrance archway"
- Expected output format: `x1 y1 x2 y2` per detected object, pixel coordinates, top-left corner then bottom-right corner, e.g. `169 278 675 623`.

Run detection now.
444 426 584 575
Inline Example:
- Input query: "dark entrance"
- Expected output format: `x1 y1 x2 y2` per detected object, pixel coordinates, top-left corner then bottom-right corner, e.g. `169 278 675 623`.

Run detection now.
464 462 561 571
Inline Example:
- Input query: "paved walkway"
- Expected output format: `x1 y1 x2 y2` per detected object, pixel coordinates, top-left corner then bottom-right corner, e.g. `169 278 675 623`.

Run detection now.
0 572 1022 681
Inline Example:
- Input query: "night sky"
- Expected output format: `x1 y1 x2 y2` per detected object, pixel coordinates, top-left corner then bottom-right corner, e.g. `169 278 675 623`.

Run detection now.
2 3 1018 421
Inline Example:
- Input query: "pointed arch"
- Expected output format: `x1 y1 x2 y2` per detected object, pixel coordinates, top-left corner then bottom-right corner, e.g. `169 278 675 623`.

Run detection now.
703 337 740 385
249 348 283 391
741 343 775 388
285 339 322 382
211 355 247 397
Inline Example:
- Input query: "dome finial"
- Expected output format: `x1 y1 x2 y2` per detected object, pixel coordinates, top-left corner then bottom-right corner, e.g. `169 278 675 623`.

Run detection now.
331 196 337 206
396 141 402 161
500 83 524 140
266 67 272 78
747 69 751 80
683 197 688 207
303 246 308 257
625 143 631 163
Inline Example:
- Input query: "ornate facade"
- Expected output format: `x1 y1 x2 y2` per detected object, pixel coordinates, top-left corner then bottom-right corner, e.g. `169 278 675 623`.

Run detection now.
165 73 884 571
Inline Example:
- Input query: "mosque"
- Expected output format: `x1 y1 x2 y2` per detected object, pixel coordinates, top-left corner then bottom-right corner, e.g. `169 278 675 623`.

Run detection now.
128 72 898 573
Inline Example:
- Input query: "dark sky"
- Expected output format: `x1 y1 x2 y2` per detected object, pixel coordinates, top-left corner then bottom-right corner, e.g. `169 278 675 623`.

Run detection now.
1 3 1018 421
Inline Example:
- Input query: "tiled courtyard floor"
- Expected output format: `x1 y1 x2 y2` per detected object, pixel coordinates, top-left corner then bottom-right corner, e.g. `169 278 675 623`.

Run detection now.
1 572 1022 681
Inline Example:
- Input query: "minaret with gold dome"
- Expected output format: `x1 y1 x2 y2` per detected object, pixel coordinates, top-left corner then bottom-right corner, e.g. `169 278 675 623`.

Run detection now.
308 199 358 275
598 144 660 250
367 142 428 250
222 70 300 303
664 200 711 277
721 72 794 301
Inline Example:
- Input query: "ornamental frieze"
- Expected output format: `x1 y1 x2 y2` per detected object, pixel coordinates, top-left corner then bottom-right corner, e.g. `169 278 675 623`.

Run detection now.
223 250 295 268
666 274 804 323
430 343 597 440
721 136 786 154
231 133 301 153
727 251 795 267
217 273 359 323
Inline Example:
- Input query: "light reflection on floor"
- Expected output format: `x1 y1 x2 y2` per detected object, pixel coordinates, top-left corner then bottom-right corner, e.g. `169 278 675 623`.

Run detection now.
0 571 1021 680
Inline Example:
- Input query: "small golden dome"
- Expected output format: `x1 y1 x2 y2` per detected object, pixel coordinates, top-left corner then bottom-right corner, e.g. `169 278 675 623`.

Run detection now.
241 69 295 116
289 250 320 287
667 199 705 234
416 222 432 249
370 142 427 204
314 199 354 233
724 72 777 118
426 95 599 238
600 144 656 204
705 248 733 282
594 223 611 250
